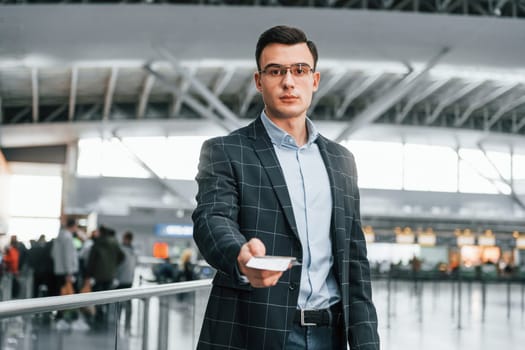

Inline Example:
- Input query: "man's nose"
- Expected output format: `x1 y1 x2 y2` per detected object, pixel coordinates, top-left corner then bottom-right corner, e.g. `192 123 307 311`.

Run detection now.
281 70 295 88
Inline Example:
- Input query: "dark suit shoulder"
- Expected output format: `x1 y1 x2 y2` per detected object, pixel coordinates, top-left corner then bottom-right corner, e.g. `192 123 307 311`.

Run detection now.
318 135 355 159
204 122 255 146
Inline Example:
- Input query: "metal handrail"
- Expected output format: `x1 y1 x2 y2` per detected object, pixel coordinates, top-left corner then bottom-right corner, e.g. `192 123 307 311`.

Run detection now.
0 279 212 319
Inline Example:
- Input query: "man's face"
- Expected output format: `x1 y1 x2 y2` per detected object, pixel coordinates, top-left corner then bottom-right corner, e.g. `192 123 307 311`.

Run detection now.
254 43 320 122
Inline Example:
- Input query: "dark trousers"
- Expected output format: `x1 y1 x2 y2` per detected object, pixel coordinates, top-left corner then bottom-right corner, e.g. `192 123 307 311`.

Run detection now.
116 283 133 329
92 281 114 324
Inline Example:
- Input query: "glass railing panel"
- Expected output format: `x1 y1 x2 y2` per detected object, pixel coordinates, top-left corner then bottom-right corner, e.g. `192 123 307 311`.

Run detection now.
0 293 207 350
0 280 212 350
143 291 204 350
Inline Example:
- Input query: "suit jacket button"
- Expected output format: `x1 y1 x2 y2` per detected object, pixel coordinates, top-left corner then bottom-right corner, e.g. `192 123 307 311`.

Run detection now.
289 283 297 291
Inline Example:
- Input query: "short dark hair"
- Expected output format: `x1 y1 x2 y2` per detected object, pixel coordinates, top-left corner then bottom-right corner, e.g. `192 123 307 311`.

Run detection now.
123 231 133 241
99 225 116 237
255 25 318 71
65 217 77 229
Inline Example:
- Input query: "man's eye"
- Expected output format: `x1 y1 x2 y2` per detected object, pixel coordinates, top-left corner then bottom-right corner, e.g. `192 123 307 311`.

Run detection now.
268 69 281 76
293 68 305 75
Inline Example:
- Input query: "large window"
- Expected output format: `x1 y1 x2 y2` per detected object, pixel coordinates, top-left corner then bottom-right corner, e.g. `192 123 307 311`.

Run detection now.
343 140 522 195
513 154 525 180
7 164 63 244
403 144 457 192
77 138 150 178
77 136 207 180
77 136 524 196
343 141 403 190
458 149 511 194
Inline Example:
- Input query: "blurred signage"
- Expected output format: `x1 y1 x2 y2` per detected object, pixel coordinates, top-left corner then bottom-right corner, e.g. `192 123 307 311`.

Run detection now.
457 235 475 246
418 234 436 246
478 235 496 246
396 233 415 244
517 237 525 249
153 242 169 259
363 225 375 243
155 224 193 237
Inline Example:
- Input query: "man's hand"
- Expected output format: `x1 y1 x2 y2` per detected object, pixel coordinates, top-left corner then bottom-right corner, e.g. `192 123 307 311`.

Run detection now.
237 238 285 288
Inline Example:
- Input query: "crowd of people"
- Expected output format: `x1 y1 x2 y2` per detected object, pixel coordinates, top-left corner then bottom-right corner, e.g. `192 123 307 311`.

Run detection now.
0 217 138 331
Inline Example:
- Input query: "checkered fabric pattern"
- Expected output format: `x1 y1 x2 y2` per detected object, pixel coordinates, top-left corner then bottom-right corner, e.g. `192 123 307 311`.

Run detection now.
192 117 379 349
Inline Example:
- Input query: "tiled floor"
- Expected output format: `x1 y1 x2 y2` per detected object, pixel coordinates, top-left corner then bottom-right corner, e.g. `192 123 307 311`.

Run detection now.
374 279 525 350
1 279 524 349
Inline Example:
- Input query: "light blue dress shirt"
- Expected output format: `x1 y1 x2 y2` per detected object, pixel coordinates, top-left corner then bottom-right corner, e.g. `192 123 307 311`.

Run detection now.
261 111 341 309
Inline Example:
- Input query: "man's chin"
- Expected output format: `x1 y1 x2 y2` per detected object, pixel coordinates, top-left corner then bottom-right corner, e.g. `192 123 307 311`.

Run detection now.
272 106 306 119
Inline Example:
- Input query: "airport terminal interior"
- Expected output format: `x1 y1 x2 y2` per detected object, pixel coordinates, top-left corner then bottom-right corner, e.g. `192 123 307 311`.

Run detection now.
1 1 525 349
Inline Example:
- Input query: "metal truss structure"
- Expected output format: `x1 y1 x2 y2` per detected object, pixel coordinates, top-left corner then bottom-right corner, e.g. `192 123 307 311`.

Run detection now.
1 60 524 138
2 0 525 19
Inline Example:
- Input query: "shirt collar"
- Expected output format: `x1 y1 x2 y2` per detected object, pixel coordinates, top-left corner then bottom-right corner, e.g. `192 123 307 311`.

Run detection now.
260 111 319 149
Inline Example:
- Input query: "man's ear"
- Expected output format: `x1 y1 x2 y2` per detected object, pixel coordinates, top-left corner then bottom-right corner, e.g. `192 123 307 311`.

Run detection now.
312 71 321 92
254 72 263 92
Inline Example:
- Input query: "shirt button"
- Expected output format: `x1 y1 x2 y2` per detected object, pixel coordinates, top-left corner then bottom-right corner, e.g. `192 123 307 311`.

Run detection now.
289 283 297 291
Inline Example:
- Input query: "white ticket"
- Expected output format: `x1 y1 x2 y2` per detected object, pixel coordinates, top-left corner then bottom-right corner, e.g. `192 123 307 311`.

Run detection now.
246 256 299 271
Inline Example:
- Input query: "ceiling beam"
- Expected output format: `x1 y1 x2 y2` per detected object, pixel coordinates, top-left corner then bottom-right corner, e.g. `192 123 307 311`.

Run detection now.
79 104 101 121
205 67 236 116
424 80 482 125
69 66 79 121
513 114 525 133
395 78 448 124
486 94 525 130
335 74 381 119
393 0 412 10
438 0 453 11
239 80 258 117
44 104 68 122
454 83 517 127
309 68 346 111
11 107 31 124
172 67 196 117
136 74 156 119
144 63 237 132
103 67 119 121
335 47 449 142
494 0 509 13
212 67 236 96
157 48 242 128
31 68 39 123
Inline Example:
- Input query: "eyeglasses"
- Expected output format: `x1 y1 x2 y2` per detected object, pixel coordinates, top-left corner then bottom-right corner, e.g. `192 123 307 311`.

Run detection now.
259 63 314 78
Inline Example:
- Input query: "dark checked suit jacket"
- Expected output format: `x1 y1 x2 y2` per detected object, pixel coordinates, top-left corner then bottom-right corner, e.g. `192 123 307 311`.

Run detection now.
192 117 379 350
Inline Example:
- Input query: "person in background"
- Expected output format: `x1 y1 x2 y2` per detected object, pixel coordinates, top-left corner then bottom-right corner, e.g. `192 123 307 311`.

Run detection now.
51 217 80 329
192 25 379 349
78 228 99 287
27 234 54 298
116 231 138 332
86 225 124 326
154 257 179 284
51 217 79 297
2 236 20 298
180 244 195 282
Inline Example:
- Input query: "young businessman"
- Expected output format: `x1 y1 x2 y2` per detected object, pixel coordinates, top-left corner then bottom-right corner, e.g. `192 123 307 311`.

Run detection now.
193 25 380 350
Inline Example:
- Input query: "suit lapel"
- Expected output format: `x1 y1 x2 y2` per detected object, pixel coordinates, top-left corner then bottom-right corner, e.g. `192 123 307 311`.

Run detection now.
250 118 300 239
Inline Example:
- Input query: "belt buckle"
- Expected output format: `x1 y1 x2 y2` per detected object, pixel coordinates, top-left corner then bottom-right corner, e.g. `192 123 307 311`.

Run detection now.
300 309 317 326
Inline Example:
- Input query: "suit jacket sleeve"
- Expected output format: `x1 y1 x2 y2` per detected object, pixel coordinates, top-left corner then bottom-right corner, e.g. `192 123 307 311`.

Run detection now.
192 137 247 280
347 154 380 349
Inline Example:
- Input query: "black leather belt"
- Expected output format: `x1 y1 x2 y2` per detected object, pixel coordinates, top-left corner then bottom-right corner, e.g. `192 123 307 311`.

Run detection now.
294 302 342 327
